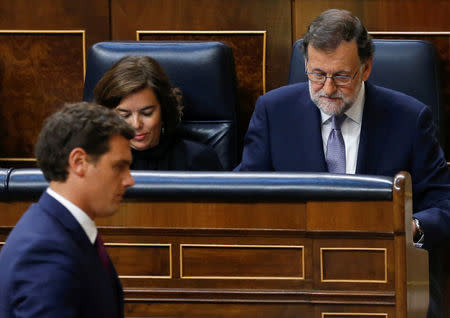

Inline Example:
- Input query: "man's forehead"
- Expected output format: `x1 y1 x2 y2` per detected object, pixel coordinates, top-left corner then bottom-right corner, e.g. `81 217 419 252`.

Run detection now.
306 41 360 67
104 135 132 160
308 39 358 53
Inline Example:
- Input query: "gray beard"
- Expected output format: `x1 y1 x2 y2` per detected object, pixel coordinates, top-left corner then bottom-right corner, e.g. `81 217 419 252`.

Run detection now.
308 80 361 116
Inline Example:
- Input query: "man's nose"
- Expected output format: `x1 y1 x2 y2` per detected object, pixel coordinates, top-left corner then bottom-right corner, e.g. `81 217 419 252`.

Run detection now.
124 171 135 188
322 77 337 96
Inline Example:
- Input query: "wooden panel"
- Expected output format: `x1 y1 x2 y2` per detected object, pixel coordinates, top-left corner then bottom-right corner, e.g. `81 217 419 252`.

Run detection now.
293 0 450 38
111 0 292 133
322 313 388 318
313 239 395 292
0 0 110 48
0 172 428 317
321 248 387 283
0 184 426 318
100 227 315 290
0 202 33 226
180 244 304 279
124 302 396 318
125 302 313 318
0 31 84 161
106 243 171 278
0 0 109 166
138 31 265 140
316 306 394 318
307 201 394 232
98 201 306 230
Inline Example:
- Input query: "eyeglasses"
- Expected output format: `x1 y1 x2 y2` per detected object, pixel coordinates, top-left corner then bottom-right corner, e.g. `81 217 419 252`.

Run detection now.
306 69 359 86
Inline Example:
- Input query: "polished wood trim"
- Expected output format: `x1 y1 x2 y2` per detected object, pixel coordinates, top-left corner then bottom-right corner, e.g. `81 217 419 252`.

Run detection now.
320 247 388 283
0 29 86 33
180 243 305 280
393 173 429 318
100 226 394 238
369 31 450 35
322 313 388 318
0 29 87 165
99 226 394 238
0 158 36 162
136 30 267 94
0 30 86 79
137 30 268 36
105 242 172 279
123 288 396 304
262 31 267 93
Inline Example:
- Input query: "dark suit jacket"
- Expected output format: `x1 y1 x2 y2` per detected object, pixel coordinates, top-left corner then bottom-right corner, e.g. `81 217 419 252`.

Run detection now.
237 82 450 250
0 192 124 318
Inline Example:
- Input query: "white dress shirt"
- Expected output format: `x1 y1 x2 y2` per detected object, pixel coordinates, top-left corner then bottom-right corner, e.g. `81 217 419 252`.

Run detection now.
320 82 365 174
47 187 97 244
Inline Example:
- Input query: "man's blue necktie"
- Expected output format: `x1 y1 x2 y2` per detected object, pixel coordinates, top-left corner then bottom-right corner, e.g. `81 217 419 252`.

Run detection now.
326 115 346 174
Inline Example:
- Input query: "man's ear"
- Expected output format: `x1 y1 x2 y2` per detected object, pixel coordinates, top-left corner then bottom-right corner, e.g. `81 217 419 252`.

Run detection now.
361 56 373 81
68 147 88 177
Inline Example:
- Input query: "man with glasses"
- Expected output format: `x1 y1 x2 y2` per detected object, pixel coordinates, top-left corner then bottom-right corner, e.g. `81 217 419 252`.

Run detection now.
236 9 449 317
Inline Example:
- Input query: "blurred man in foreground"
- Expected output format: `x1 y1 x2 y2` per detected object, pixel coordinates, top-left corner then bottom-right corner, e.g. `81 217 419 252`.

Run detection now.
0 102 135 317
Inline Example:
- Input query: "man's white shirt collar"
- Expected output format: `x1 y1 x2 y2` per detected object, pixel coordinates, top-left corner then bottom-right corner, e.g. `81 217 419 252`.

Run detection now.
318 82 366 174
46 187 97 244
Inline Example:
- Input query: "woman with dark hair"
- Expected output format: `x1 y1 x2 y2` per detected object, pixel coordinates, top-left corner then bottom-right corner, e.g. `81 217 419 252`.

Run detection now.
94 55 223 171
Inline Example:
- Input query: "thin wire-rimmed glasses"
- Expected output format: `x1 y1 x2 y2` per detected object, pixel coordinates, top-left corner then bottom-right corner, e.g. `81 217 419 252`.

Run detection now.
306 68 359 86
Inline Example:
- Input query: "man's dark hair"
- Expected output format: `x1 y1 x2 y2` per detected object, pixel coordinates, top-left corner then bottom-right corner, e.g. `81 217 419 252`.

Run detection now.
302 9 375 63
35 102 135 182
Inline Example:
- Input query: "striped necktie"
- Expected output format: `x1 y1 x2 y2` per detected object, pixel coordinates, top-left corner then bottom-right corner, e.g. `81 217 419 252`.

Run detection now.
326 115 346 174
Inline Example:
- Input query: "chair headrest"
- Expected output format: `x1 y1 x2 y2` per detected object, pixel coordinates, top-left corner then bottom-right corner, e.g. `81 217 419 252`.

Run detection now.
0 168 12 199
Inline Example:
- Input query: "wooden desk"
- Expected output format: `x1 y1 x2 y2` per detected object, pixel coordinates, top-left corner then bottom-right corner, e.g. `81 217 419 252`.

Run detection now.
0 172 429 318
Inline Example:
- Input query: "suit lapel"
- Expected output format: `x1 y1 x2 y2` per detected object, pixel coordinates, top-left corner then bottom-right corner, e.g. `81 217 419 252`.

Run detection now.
38 192 91 247
356 83 385 174
110 263 124 317
290 95 327 172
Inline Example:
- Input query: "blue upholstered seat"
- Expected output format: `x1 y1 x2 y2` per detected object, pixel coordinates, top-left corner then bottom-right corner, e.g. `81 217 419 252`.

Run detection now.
4 168 393 201
288 39 444 148
83 41 239 170
0 168 12 199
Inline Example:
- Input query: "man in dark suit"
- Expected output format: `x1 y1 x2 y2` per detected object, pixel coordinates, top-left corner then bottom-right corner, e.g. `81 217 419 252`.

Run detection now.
236 9 449 317
0 102 135 317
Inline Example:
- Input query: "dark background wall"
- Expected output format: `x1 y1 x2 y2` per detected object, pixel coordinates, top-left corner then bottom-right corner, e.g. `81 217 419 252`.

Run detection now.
0 0 448 164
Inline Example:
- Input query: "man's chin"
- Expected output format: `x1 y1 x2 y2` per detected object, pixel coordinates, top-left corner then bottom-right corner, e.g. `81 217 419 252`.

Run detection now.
317 101 346 116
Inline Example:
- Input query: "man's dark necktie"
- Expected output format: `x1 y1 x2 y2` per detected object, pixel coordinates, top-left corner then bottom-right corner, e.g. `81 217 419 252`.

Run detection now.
326 115 346 174
95 234 112 277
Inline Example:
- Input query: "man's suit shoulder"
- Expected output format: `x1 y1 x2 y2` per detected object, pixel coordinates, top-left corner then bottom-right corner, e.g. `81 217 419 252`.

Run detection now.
258 82 310 108
366 83 428 116
0 199 82 271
